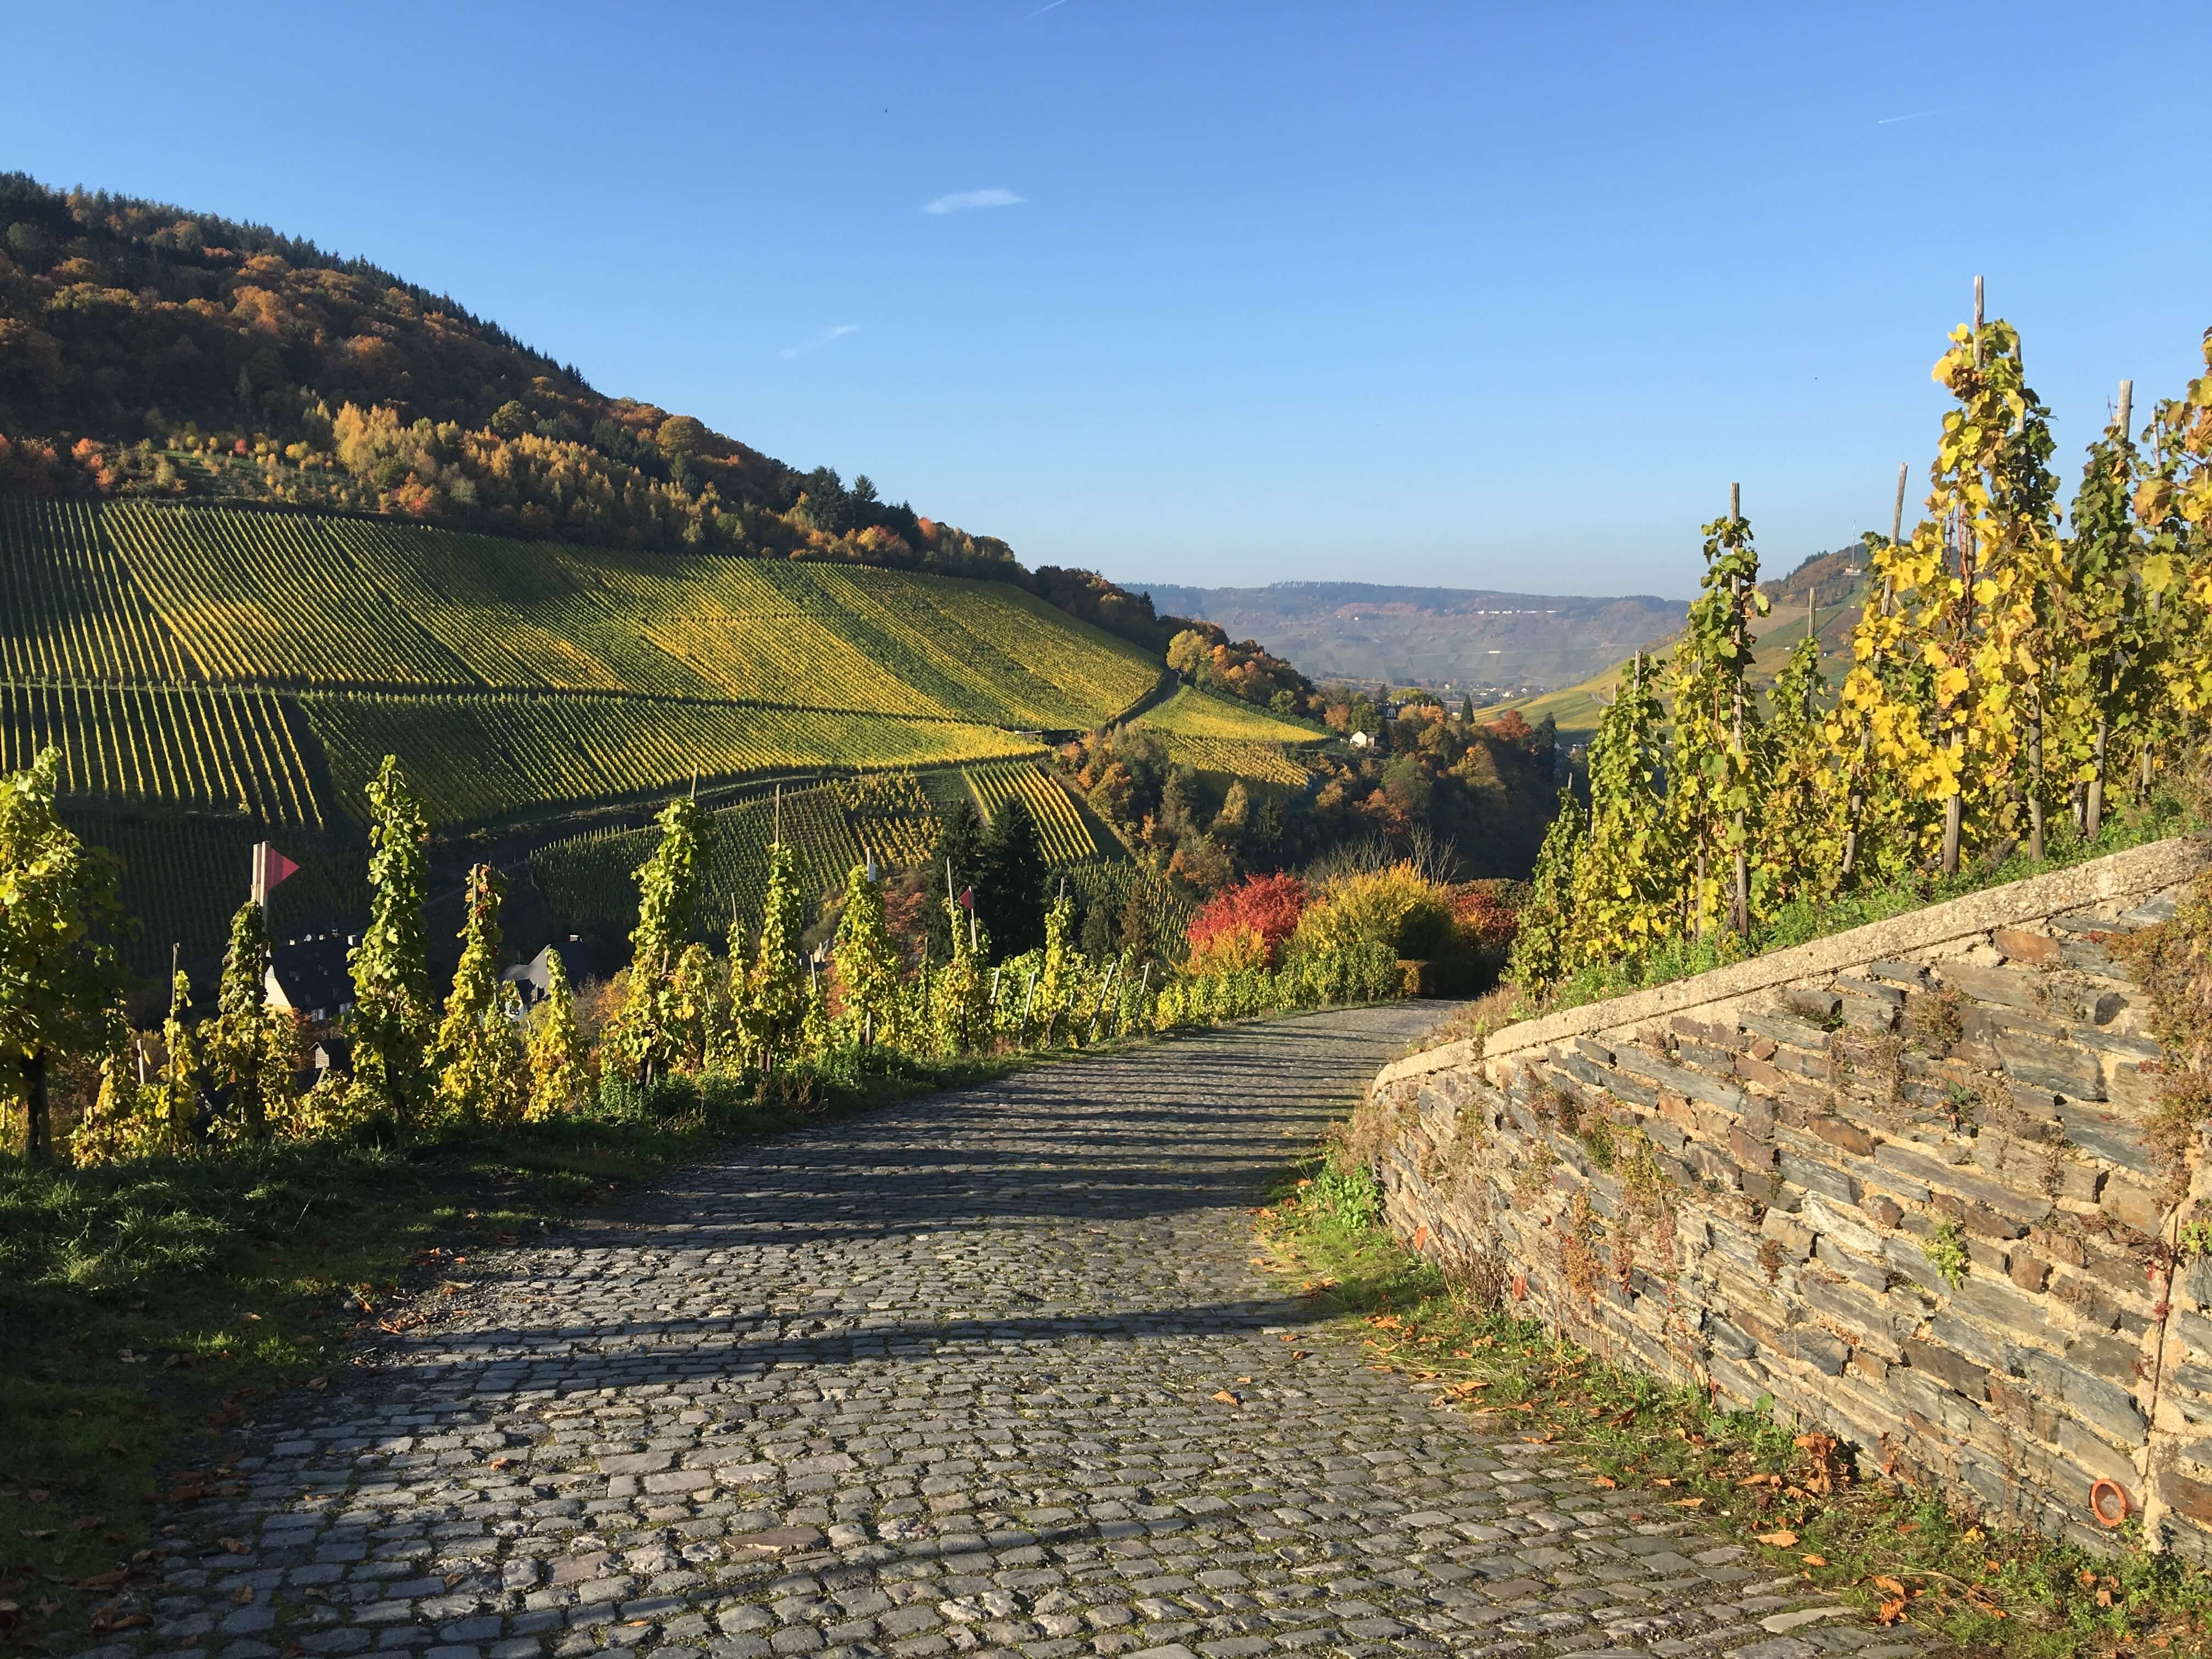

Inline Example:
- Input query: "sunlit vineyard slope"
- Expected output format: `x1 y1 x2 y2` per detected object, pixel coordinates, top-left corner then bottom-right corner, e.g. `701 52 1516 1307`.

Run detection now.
0 498 1160 830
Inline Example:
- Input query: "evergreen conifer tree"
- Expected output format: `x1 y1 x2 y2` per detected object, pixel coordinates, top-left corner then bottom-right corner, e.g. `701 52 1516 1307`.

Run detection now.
924 802 988 958
348 756 435 1136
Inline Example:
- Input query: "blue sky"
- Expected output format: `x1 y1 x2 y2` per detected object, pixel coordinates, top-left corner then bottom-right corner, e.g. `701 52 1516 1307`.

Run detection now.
8 2 2209 597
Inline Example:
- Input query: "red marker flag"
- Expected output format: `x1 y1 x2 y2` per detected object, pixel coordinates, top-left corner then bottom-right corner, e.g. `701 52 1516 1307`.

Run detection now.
956 887 974 911
251 842 300 906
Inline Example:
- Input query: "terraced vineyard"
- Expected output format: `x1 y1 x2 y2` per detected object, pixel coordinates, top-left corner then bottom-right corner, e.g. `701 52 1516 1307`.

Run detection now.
324 518 719 698
300 693 1042 830
0 500 1181 832
0 499 194 682
101 502 473 686
1131 686 1328 786
4 504 1164 713
0 680 324 826
1155 735 1316 786
1133 685 1327 745
529 787 864 943
832 771 940 868
964 761 1102 863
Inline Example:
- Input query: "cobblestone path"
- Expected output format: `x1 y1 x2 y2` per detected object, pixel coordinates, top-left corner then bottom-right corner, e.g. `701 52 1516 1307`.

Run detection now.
117 1007 1930 1659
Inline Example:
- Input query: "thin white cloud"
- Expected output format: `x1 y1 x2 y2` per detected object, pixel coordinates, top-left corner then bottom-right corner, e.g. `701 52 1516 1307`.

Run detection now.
923 188 1025 215
1021 0 1073 17
1876 108 1952 125
780 323 862 360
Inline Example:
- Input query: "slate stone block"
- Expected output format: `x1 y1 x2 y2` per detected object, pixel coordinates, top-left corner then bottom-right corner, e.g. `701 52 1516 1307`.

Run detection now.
2009 1346 2148 1447
1994 1031 2105 1100
1941 962 2046 1011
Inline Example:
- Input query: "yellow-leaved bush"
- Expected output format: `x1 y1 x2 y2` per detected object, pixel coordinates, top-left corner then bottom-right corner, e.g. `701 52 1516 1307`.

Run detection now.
1290 864 1457 963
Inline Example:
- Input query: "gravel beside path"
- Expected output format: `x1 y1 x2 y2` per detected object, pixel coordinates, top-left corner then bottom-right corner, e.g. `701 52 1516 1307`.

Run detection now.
109 1006 1929 1659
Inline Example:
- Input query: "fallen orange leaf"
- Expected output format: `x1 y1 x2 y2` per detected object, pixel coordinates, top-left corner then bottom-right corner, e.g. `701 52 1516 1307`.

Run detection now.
1754 1531 1799 1547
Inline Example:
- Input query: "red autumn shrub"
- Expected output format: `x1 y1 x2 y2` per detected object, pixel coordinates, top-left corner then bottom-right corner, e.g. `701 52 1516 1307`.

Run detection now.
1187 873 1310 968
1451 881 1522 953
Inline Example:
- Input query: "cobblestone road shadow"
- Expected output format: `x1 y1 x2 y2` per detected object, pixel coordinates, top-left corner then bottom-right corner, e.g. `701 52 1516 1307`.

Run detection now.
105 1007 1927 1659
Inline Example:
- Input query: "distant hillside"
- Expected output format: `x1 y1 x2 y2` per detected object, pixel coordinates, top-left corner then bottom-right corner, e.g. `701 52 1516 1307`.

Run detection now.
1493 545 1876 746
1127 581 1688 695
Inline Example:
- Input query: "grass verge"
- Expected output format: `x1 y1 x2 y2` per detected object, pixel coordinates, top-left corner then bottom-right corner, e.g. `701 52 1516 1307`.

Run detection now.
1541 800 2197 1015
1253 1142 2212 1659
0 1046 1025 1651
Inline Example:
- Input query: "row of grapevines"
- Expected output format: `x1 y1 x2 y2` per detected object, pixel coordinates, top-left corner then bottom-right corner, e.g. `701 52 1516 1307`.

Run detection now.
964 761 1102 863
19 502 1161 731
301 690 1044 828
831 770 941 868
567 551 934 715
810 564 1158 728
0 680 324 826
1146 735 1314 786
0 498 195 683
529 787 862 944
322 517 723 698
861 567 1159 721
103 501 470 686
1133 685 1327 744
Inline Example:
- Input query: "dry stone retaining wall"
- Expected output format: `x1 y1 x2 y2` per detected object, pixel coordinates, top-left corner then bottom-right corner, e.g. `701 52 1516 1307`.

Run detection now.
1364 836 2212 1560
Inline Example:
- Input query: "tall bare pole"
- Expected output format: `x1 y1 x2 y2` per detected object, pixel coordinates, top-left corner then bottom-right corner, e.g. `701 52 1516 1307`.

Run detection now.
1845 465 1909 879
1729 483 1749 940
1942 281 1983 877
2089 378 2135 835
